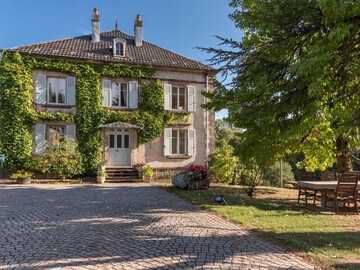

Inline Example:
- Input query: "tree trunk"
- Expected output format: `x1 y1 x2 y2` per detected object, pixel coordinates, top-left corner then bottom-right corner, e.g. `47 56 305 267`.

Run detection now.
230 165 238 185
336 137 352 173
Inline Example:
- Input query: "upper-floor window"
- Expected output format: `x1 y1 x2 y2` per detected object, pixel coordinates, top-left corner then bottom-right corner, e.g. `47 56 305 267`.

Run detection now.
164 84 196 112
113 38 126 57
35 74 76 106
172 86 186 110
101 79 138 109
48 78 66 105
112 83 128 108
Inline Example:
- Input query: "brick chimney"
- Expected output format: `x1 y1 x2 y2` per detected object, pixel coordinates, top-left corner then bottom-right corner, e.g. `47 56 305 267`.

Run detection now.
134 14 143 47
92 8 100 42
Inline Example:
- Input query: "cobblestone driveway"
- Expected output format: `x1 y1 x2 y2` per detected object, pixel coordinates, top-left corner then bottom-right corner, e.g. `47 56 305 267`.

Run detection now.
0 183 316 269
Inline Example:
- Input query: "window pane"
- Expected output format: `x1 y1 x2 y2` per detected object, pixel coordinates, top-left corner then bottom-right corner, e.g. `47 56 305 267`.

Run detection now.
112 83 120 106
124 135 129 148
172 130 178 154
109 135 115 148
48 126 65 145
172 87 178 109
48 79 57 103
179 130 185 154
58 79 66 104
179 87 185 110
120 83 127 107
116 42 124 55
117 135 122 148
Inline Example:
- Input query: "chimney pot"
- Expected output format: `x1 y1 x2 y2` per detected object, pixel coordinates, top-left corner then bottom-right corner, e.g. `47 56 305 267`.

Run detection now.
92 8 100 42
134 14 143 47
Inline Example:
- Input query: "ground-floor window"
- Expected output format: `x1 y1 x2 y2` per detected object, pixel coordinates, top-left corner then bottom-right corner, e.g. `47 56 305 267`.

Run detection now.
164 128 195 157
47 125 66 145
172 129 186 155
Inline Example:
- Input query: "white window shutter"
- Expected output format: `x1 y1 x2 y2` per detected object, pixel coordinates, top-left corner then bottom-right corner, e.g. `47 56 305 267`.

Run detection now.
188 129 196 156
164 84 172 110
187 86 196 112
66 125 76 143
35 74 46 104
101 79 111 107
164 128 172 156
129 81 138 109
35 124 46 155
66 76 76 105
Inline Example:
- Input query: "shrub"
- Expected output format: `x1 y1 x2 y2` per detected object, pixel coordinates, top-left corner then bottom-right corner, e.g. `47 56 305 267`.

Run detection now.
10 170 33 179
32 140 83 180
210 147 239 184
262 161 295 186
240 165 263 197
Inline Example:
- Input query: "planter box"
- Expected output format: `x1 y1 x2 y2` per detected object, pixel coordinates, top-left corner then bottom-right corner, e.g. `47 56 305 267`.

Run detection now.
97 176 105 184
144 175 152 183
187 179 209 190
16 177 32 184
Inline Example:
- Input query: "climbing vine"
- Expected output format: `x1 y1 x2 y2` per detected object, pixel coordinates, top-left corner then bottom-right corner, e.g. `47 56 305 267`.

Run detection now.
0 52 188 173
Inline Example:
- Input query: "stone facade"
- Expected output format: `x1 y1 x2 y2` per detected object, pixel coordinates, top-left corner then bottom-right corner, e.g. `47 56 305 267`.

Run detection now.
32 67 215 170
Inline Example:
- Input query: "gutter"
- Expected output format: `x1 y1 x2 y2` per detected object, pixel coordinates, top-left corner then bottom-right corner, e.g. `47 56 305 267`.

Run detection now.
205 74 209 169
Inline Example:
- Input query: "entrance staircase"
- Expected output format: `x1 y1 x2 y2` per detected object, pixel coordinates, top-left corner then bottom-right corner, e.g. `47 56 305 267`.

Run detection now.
105 167 143 182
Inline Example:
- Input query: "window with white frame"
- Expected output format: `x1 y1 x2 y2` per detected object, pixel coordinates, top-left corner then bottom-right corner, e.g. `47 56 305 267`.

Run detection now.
113 38 126 57
35 74 76 106
47 125 66 145
48 78 66 105
172 129 186 155
112 82 128 107
171 86 186 110
164 84 195 112
164 128 196 157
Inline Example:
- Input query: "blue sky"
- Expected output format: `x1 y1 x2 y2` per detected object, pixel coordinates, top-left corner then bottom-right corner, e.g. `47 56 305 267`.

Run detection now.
0 0 242 119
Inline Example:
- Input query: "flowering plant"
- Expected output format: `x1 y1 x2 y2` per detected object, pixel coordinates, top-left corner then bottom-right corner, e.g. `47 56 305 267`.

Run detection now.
187 165 211 180
132 161 146 171
10 170 33 179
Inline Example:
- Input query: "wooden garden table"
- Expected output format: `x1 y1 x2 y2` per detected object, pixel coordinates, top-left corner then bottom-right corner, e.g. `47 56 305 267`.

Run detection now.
289 181 360 209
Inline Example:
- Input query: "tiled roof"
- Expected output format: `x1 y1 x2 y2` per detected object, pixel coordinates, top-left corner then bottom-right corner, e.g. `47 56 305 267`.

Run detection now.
98 121 142 129
6 30 215 71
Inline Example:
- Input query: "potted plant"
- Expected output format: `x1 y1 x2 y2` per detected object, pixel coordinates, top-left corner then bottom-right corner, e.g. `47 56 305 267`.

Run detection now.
96 170 107 184
142 165 154 183
186 165 211 190
133 161 145 179
10 170 33 184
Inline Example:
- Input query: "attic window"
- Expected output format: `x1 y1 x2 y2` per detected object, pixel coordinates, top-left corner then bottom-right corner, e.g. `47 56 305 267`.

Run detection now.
113 38 126 57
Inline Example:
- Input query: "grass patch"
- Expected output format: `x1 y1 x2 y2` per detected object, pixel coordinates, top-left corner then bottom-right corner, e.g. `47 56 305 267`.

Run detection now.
163 185 360 269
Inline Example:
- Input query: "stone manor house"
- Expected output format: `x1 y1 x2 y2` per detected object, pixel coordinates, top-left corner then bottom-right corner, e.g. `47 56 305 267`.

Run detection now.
1 9 216 179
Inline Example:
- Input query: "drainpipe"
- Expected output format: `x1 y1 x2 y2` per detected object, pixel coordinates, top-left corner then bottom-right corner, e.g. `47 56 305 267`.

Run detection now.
205 74 209 169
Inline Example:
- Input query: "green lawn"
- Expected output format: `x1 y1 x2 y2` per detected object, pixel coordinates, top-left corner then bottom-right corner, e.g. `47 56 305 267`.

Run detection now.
162 185 360 270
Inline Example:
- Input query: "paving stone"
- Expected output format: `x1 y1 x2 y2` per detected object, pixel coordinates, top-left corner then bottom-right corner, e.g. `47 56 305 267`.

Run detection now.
0 183 316 269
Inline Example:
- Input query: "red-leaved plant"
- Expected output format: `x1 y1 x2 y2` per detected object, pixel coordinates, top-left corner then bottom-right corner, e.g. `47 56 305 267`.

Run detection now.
187 165 211 180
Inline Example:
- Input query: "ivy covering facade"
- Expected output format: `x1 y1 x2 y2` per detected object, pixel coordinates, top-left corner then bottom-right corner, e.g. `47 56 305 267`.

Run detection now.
0 52 188 173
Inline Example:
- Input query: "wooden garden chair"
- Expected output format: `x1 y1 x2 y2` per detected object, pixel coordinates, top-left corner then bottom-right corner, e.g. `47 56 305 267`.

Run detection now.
321 171 338 181
324 172 359 214
297 171 317 204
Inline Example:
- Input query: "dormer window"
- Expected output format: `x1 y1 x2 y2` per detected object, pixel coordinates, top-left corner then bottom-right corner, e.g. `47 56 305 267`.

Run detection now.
113 38 126 57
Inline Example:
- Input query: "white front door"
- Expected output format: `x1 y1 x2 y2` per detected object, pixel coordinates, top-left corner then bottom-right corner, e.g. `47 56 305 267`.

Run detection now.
108 129 131 166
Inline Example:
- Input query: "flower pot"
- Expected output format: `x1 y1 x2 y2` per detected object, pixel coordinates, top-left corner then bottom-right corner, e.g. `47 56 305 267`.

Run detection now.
138 171 143 179
144 175 152 183
97 176 105 184
16 177 32 184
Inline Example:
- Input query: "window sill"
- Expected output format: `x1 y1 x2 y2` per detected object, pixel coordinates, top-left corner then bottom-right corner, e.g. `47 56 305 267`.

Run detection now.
166 155 191 159
167 110 190 113
103 107 136 111
37 104 73 108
